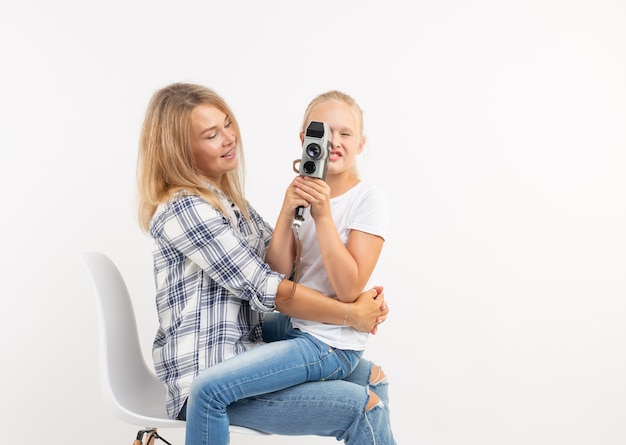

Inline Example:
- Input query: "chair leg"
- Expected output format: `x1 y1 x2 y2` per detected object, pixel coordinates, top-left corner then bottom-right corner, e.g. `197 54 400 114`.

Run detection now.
133 428 173 445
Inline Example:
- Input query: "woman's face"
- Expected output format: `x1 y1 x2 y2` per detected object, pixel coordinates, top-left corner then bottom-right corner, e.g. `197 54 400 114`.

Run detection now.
189 104 238 185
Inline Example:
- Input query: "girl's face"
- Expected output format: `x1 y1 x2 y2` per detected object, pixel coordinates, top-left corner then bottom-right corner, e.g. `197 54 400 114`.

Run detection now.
302 100 364 176
189 104 238 185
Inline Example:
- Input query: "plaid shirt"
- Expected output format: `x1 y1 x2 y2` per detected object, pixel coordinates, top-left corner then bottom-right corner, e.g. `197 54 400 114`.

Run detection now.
149 193 283 419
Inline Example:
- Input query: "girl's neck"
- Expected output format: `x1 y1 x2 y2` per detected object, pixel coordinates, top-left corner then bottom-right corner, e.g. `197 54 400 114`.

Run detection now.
327 171 360 198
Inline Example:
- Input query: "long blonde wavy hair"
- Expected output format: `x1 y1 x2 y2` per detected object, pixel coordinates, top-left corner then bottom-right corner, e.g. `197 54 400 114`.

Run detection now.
137 83 249 232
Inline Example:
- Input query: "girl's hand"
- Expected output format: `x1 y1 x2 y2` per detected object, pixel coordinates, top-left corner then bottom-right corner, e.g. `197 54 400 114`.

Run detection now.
293 176 331 220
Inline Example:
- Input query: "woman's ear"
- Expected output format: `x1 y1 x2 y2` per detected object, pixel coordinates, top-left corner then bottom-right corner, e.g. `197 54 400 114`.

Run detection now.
299 131 305 144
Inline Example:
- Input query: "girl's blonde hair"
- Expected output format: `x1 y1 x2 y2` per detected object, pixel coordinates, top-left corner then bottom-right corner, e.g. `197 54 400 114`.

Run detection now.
137 83 248 232
301 90 365 177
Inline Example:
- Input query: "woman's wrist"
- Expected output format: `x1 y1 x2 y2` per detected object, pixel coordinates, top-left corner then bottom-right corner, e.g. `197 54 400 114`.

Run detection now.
346 288 383 332
342 303 352 327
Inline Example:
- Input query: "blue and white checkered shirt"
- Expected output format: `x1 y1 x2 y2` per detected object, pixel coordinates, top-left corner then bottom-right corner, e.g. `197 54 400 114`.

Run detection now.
149 192 284 419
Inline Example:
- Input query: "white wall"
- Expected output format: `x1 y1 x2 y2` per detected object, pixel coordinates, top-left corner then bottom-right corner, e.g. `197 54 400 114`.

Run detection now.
1 1 625 444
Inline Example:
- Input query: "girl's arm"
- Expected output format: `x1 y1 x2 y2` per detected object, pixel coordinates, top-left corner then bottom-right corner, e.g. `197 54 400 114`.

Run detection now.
314 214 384 303
294 176 385 302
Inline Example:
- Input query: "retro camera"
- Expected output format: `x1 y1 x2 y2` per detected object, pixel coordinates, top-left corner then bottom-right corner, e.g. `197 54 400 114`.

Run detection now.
298 121 331 180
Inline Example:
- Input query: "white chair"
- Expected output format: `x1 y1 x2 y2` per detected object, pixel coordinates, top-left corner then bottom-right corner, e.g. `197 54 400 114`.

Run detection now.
80 251 269 442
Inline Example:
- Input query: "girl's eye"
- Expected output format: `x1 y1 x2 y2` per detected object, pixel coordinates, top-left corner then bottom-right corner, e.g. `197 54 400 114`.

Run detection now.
206 132 217 140
225 120 232 128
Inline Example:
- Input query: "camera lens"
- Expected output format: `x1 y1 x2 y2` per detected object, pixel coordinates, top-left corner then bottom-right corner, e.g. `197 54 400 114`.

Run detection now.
306 143 322 159
303 161 317 175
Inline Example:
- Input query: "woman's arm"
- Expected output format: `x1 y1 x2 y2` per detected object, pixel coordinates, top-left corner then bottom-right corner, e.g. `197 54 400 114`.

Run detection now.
274 281 387 333
265 177 308 275
160 195 388 332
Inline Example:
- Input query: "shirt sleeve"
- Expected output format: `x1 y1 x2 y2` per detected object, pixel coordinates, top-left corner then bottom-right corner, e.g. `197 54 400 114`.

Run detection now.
349 183 391 240
156 195 283 313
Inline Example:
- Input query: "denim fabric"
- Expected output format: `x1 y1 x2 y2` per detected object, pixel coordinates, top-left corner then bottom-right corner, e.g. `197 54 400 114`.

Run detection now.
261 311 293 343
184 328 363 445
226 357 396 445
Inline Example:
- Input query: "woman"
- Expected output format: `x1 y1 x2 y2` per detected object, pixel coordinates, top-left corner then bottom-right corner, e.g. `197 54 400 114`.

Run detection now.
136 82 396 445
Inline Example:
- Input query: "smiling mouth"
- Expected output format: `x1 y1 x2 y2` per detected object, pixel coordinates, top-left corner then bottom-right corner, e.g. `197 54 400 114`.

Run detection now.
222 149 236 158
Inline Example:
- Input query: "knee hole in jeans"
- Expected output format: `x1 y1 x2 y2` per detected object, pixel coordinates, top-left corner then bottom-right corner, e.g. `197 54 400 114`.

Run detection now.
365 390 380 411
369 364 387 386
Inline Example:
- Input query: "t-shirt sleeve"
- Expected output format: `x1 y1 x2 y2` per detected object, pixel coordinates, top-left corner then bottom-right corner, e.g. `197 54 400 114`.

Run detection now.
349 183 391 240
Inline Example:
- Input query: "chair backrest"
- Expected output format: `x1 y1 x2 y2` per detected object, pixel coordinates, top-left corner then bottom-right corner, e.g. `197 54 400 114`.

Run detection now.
81 251 184 428
81 251 269 437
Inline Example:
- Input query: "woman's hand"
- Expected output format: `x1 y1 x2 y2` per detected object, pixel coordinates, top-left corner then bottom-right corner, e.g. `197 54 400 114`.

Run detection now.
279 176 311 220
347 286 388 333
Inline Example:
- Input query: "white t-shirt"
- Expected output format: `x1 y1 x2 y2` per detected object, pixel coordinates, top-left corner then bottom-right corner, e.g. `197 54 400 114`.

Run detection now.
291 181 390 350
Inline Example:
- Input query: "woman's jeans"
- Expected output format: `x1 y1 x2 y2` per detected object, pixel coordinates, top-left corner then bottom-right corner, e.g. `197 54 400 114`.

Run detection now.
184 327 363 445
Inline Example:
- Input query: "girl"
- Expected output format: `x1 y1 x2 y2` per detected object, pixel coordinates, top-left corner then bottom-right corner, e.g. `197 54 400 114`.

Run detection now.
267 89 390 369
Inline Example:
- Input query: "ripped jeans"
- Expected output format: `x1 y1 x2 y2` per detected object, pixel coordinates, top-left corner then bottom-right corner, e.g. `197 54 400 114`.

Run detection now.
179 313 396 445
183 316 364 445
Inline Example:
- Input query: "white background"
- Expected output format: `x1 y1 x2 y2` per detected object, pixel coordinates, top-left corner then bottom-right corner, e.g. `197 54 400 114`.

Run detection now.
1 1 625 444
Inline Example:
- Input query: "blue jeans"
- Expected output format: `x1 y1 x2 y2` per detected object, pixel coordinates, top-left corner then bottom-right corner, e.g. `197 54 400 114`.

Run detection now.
226 357 396 444
179 358 395 445
184 327 363 445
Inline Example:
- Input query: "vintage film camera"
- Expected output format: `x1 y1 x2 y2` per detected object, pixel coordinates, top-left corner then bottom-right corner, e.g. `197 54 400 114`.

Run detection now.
298 120 331 180
293 120 332 223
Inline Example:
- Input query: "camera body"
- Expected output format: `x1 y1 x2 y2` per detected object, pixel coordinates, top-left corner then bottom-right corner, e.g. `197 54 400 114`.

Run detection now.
299 121 332 180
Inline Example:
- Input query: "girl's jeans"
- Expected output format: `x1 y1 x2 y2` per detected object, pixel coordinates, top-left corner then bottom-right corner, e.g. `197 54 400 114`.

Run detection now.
225 357 396 445
183 327 363 445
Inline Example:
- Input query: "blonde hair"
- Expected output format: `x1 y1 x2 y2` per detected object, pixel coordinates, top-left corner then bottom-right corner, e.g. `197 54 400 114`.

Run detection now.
137 83 248 232
301 90 365 177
